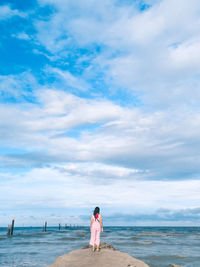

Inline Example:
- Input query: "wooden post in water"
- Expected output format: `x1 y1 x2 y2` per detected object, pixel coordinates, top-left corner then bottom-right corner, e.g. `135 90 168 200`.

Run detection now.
59 223 61 230
11 217 15 235
43 221 47 232
45 221 47 231
7 225 11 236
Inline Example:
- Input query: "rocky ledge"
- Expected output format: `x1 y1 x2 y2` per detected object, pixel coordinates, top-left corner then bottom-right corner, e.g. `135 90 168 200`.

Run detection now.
46 243 149 267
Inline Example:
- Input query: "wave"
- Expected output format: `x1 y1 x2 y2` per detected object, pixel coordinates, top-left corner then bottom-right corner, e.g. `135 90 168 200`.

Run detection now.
59 237 78 241
137 232 168 237
14 241 50 245
14 232 51 238
173 254 188 258
136 241 153 245
132 236 139 240
75 231 85 237
34 232 51 235
137 232 185 237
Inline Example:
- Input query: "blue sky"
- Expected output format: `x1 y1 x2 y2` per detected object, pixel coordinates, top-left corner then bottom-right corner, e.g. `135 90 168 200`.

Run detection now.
1 0 200 226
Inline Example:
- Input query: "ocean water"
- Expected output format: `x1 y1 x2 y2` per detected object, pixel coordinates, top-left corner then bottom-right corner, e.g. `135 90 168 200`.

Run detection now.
0 226 200 267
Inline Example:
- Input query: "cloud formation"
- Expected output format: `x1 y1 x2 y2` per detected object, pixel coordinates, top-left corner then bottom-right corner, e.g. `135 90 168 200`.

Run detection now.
35 0 200 108
0 4 26 20
1 86 200 180
0 0 200 226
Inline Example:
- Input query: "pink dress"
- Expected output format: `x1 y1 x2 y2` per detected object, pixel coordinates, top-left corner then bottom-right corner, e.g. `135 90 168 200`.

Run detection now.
89 214 101 246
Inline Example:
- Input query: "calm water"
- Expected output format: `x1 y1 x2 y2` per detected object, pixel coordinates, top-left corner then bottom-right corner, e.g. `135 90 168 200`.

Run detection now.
0 226 200 267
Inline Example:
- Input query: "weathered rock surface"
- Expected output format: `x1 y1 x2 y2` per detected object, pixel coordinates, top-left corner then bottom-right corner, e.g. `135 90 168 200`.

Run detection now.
47 243 149 267
82 242 116 250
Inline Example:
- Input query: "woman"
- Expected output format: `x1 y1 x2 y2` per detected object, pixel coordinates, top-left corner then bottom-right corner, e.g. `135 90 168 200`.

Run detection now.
89 207 103 252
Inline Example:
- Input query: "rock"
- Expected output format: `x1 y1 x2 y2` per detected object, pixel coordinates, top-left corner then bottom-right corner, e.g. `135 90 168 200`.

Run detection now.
170 264 183 267
82 242 115 250
99 242 116 250
46 244 149 267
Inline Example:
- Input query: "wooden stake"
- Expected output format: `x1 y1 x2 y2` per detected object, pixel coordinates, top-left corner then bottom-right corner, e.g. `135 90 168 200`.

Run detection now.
43 221 47 232
7 225 11 236
11 217 15 235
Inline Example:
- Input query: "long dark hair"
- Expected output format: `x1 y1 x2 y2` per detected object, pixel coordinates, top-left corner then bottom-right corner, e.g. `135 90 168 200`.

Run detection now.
93 207 100 220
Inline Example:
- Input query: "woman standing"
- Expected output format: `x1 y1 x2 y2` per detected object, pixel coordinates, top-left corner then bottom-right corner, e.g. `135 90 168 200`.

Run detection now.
89 207 103 252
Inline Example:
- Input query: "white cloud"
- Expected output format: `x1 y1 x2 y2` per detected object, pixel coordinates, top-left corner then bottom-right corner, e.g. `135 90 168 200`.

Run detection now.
169 39 200 70
0 71 38 99
44 66 90 92
1 166 200 225
55 162 142 181
32 48 60 61
0 5 26 20
1 87 200 181
33 0 200 110
11 32 31 40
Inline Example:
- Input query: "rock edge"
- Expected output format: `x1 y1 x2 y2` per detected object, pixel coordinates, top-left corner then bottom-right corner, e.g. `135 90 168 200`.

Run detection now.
46 243 149 267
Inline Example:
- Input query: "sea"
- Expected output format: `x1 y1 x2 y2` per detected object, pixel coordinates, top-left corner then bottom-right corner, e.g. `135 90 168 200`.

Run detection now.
0 226 200 267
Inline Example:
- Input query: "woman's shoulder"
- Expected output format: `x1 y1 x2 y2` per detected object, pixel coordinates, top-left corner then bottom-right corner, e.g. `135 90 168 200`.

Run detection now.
91 213 102 218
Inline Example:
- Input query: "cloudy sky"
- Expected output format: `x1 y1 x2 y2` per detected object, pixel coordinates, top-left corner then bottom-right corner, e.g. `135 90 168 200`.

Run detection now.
1 0 200 226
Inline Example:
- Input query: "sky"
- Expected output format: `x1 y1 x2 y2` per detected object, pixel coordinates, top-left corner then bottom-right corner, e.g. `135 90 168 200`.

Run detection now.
1 0 200 226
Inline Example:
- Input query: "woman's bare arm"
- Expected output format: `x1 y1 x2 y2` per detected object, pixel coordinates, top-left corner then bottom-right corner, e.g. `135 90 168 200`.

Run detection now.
90 215 93 232
100 215 103 232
